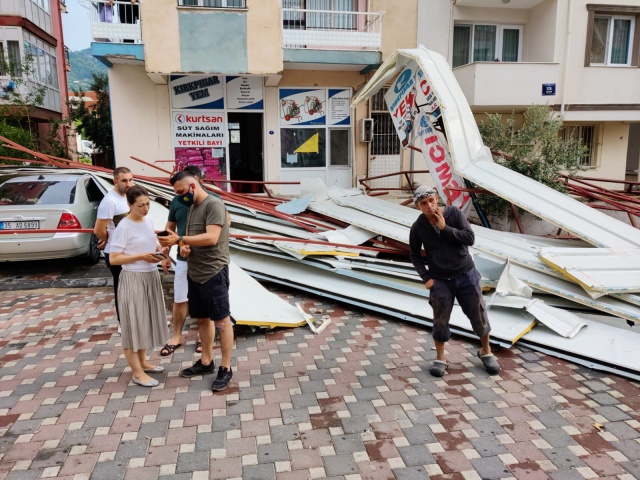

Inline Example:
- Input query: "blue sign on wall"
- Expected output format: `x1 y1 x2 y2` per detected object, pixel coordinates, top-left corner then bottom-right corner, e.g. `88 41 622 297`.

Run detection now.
542 84 556 96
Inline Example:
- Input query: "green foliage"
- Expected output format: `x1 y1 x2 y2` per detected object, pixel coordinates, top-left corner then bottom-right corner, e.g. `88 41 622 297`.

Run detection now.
67 48 108 91
0 120 37 164
70 72 114 159
477 105 588 217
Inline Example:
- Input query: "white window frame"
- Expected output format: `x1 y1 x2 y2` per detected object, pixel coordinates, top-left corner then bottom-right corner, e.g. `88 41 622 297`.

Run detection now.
177 0 247 8
591 15 635 66
453 23 523 66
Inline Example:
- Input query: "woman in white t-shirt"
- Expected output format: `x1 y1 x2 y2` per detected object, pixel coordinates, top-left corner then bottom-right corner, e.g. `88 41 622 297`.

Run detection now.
109 185 169 387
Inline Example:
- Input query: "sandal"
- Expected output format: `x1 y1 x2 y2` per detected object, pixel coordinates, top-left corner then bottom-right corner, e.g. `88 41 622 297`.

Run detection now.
477 349 500 375
195 341 202 354
429 360 448 377
160 343 181 357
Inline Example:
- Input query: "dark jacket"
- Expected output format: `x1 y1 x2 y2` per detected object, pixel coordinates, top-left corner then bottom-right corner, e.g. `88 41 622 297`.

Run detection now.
409 206 475 283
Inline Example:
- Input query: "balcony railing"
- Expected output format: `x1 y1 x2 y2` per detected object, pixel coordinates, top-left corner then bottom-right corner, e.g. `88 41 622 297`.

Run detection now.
64 45 70 71
177 0 246 7
282 8 383 51
90 0 142 44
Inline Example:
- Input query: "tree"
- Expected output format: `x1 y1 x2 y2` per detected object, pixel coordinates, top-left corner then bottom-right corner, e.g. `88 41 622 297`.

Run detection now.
477 105 588 217
69 72 114 167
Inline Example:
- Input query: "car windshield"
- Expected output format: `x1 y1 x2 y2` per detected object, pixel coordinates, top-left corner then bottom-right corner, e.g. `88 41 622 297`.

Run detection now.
0 180 77 205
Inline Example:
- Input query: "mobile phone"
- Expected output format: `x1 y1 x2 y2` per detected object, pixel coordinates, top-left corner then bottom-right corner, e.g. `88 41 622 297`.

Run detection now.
157 230 169 237
153 252 167 260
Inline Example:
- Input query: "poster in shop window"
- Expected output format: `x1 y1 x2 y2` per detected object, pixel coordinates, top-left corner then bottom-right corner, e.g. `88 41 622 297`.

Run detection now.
279 88 326 126
172 110 228 185
327 89 351 126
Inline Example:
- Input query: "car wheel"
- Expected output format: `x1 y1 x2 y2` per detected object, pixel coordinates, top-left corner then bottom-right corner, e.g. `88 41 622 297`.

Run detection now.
82 234 101 265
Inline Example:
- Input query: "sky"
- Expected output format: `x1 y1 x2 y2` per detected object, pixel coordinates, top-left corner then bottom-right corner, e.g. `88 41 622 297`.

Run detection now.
61 0 92 52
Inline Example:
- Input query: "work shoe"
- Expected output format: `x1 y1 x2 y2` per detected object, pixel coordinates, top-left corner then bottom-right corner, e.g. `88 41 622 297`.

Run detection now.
429 360 448 377
181 359 215 378
477 349 500 375
211 366 233 391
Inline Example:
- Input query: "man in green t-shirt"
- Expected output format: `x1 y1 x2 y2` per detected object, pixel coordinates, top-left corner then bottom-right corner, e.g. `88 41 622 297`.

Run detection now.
160 166 220 357
158 170 233 392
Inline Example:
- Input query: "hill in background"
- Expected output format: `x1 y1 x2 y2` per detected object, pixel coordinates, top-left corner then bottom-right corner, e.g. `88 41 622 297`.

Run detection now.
67 48 107 92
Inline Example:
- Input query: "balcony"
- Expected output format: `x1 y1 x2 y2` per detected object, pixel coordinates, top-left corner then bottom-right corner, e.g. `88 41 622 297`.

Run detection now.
282 8 383 70
64 45 70 71
90 0 141 44
453 62 561 110
90 1 144 66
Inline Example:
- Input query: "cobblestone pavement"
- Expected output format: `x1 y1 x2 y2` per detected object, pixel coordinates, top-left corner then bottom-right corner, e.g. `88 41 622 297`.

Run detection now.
0 281 639 480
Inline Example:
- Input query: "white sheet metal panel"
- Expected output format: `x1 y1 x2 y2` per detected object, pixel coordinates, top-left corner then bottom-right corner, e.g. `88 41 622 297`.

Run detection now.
539 247 640 295
231 249 531 344
352 47 640 249
521 313 640 379
228 261 310 328
509 264 640 323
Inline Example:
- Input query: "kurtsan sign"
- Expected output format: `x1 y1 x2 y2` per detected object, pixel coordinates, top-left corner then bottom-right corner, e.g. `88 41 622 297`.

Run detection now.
172 111 227 147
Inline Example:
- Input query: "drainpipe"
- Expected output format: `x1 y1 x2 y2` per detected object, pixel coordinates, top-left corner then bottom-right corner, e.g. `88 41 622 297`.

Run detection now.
560 0 573 115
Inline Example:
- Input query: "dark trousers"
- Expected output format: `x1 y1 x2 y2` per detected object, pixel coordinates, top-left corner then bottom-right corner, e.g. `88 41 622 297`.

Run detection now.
105 254 122 323
429 268 490 343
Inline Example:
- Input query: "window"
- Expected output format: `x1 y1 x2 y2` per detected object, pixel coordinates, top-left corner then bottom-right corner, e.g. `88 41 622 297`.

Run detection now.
281 128 326 168
370 88 400 156
307 0 356 29
7 41 21 77
329 129 350 166
590 16 635 65
561 125 598 167
177 0 246 7
453 24 523 67
0 181 76 205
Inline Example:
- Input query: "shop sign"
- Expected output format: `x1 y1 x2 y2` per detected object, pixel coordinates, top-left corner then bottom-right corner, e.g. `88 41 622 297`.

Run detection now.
172 110 227 148
386 65 471 213
170 75 224 109
279 88 326 126
226 76 264 109
327 89 351 126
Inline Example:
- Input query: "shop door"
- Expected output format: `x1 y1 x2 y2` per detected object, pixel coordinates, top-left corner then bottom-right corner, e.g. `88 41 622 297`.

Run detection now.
228 113 264 193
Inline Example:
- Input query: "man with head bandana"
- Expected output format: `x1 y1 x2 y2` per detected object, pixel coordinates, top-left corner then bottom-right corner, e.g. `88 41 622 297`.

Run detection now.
409 185 500 377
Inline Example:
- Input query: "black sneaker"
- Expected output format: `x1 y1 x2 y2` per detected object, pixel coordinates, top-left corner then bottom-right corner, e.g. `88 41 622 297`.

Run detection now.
211 366 233 391
180 359 215 378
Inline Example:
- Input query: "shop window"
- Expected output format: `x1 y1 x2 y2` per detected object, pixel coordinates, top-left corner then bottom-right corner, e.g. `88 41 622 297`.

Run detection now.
329 129 350 166
560 125 598 167
281 128 326 168
453 24 523 67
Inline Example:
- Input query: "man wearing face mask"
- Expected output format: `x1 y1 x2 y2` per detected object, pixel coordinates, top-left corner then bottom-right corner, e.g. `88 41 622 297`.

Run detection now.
158 170 233 392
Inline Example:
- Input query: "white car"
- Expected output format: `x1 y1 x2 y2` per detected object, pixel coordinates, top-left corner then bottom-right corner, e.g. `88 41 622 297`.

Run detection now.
0 173 106 263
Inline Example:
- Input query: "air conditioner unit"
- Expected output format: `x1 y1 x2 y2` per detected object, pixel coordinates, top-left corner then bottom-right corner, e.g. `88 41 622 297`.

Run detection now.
359 118 373 143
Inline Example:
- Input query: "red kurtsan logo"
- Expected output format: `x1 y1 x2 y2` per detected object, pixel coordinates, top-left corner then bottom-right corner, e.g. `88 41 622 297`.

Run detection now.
175 114 223 123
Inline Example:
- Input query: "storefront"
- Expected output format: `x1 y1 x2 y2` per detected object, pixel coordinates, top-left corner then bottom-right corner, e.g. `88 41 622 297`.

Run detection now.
277 87 353 193
170 74 264 192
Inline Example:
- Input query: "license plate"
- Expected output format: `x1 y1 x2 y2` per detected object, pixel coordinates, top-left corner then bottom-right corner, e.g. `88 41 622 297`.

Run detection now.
0 221 40 230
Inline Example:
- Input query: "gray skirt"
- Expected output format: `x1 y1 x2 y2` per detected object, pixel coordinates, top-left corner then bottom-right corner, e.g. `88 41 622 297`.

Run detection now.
118 270 168 352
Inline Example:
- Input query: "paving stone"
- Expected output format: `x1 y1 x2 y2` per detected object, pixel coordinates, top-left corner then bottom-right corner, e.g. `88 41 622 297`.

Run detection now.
539 428 578 448
243 462 276 480
470 456 512 479
323 452 359 477
543 447 588 469
392 466 430 480
114 439 149 461
282 408 310 425
398 444 435 466
257 442 289 463
533 410 571 428
549 469 584 480
175 450 210 473
402 426 437 445
270 424 300 443
332 433 365 453
5 470 43 480
212 414 241 432
340 416 370 434
602 421 640 440
470 417 506 437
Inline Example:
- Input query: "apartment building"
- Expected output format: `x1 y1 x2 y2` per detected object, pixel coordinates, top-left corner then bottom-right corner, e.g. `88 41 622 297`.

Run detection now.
419 0 640 184
90 0 418 194
0 0 70 137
